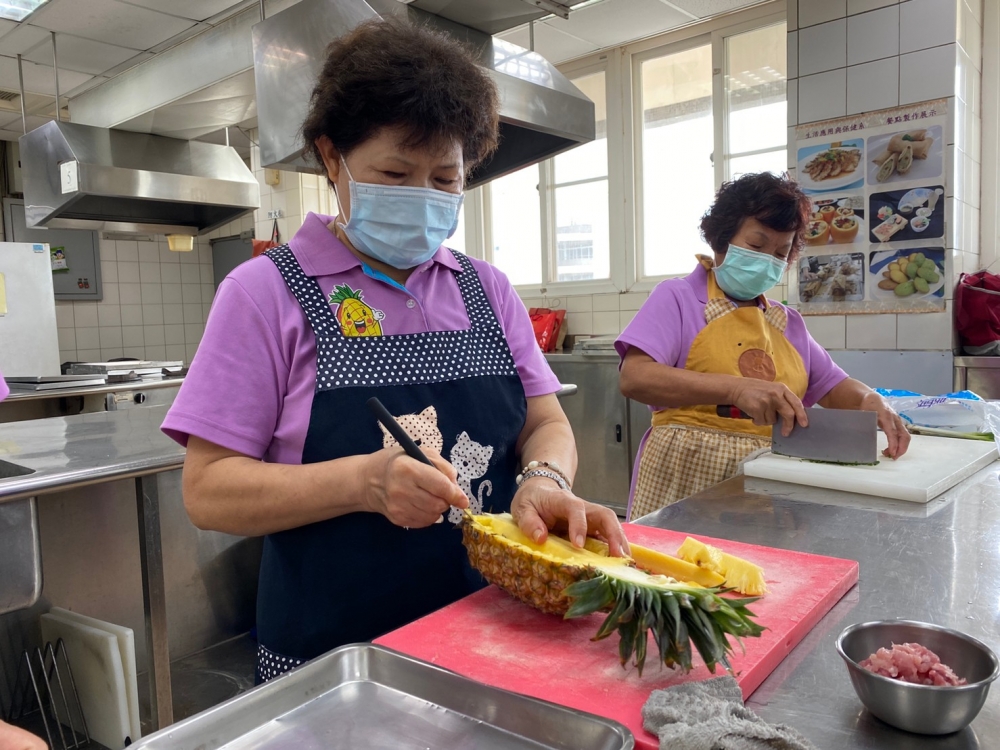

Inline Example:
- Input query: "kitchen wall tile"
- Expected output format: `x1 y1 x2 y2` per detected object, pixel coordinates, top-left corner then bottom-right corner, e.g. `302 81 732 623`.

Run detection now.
201 284 216 304
159 246 180 264
955 47 970 105
137 242 159 264
787 79 799 127
138 262 161 284
519 296 543 310
163 304 184 325
957 0 980 61
180 264 201 285
899 44 957 105
160 263 181 284
952 145 966 202
76 327 100 350
966 0 982 23
99 327 123 349
165 344 187 361
123 346 146 359
848 5 899 64
565 295 593 313
971 68 981 115
116 240 138 262
121 305 143 326
900 0 958 54
620 292 649 311
896 304 954 349
142 325 165 347
799 0 846 28
142 304 164 325
119 283 142 306
198 245 212 265
592 311 620 335
199 264 214 285
846 313 897 349
76 348 101 362
847 0 897 14
164 324 185 345
183 304 203 325
184 323 205 343
619 310 637 330
185 343 201 362
179 248 200 265
565 311 593 336
117 261 140 283
101 347 125 361
101 260 119 283
59 349 78 362
99 238 117 261
182 283 202 305
57 327 76 351
97 304 121 327
162 284 182 304
948 197 965 249
804 315 847 349
847 57 899 114
593 293 620 312
787 32 798 79
140 283 162 305
145 345 167 361
965 249 983 274
798 69 848 123
800 20 847 77
202 303 214 322
968 205 980 256
102 283 119 305
787 127 798 168
73 303 98 328
964 153 976 209
55 302 75 329
122 326 144 348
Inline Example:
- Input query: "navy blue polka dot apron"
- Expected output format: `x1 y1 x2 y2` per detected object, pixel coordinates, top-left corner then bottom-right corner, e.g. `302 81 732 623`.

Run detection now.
255 245 527 682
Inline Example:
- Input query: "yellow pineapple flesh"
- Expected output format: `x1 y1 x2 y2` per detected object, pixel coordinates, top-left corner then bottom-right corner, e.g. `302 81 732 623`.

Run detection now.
676 536 768 596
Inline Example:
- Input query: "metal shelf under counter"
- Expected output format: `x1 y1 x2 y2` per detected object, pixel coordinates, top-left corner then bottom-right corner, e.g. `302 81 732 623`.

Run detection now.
954 356 1000 399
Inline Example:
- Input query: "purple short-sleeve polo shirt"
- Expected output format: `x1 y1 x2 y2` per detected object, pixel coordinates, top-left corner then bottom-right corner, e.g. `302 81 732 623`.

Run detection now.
162 213 559 463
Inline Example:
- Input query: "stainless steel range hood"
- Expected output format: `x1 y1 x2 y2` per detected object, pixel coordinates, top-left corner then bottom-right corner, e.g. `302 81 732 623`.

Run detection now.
19 121 260 235
252 0 595 187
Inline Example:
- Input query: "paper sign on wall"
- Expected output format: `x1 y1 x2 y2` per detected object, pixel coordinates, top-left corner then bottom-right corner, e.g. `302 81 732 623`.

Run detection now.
792 99 948 314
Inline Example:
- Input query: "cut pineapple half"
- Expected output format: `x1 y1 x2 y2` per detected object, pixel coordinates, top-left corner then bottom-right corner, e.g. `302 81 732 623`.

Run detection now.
461 513 764 675
676 536 768 596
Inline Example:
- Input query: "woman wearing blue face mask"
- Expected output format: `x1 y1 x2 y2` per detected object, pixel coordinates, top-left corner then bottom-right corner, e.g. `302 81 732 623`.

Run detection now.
616 173 910 518
164 18 628 683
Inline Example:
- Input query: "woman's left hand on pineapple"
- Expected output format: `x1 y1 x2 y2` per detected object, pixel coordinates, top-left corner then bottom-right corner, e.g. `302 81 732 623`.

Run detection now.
511 477 629 558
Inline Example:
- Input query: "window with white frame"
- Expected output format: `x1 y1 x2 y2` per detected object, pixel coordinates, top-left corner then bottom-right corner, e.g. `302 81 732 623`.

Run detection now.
473 5 787 292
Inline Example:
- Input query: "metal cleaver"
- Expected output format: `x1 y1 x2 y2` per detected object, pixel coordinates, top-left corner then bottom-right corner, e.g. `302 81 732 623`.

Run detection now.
771 407 878 464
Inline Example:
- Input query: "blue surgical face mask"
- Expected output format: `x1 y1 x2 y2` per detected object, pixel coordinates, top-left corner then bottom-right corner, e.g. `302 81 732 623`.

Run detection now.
334 159 464 269
714 244 787 301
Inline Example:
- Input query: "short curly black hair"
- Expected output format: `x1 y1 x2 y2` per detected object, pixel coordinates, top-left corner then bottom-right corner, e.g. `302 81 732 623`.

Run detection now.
699 173 810 259
301 18 500 182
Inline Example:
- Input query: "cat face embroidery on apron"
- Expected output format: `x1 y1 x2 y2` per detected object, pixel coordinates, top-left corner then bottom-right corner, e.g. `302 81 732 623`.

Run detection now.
254 245 527 683
652 262 809 437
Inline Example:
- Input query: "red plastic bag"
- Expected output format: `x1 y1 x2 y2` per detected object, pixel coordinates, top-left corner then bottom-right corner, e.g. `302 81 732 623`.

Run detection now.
956 271 1000 354
528 308 565 352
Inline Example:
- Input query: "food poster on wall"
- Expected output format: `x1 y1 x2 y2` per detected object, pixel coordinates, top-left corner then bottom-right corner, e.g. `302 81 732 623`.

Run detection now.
792 99 947 314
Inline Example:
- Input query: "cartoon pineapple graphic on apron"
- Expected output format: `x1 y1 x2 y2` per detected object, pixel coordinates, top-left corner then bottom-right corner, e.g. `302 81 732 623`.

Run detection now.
329 284 385 337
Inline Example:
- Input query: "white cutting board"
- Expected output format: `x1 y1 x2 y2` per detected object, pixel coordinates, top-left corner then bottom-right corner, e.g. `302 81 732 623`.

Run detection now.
743 433 998 503
40 614 130 750
49 608 140 743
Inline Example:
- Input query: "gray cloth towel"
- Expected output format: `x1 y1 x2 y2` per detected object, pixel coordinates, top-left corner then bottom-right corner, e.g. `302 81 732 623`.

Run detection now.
642 676 818 750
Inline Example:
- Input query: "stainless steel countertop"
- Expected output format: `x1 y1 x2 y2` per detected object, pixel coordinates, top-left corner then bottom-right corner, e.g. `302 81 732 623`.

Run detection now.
4 376 184 402
0 406 185 503
636 468 1000 747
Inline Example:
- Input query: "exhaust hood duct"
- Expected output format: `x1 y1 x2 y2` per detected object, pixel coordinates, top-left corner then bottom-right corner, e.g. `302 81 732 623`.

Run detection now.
19 121 260 235
252 0 595 187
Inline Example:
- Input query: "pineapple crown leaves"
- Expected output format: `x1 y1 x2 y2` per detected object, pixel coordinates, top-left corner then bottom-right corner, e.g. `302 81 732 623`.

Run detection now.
328 284 364 306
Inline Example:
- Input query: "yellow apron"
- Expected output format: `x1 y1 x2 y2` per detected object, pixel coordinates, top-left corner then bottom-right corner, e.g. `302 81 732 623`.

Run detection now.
630 258 809 520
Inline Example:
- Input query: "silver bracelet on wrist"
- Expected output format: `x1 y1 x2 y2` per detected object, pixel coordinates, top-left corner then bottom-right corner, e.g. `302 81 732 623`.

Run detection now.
516 468 570 492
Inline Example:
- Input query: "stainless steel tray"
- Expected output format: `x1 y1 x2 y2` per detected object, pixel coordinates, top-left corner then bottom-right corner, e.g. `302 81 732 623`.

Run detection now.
130 644 634 750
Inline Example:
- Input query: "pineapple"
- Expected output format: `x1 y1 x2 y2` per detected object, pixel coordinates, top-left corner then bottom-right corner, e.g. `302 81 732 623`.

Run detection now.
461 513 764 675
328 284 383 337
676 537 768 596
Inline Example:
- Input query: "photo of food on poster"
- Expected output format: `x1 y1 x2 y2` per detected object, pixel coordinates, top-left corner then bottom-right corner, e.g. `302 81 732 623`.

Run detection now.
869 185 944 243
804 194 865 247
797 139 864 194
798 252 865 304
869 247 945 301
866 125 943 186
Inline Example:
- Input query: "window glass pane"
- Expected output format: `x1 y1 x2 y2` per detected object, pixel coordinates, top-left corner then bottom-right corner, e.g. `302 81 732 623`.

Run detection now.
490 166 543 285
554 71 607 184
640 44 715 278
554 180 610 282
729 149 787 180
726 23 787 156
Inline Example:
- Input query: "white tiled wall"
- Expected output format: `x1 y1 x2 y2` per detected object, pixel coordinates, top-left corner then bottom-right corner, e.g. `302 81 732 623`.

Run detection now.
788 0 981 355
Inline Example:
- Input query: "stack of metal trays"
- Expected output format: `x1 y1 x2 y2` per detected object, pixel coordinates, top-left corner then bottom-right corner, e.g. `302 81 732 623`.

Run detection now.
130 644 634 750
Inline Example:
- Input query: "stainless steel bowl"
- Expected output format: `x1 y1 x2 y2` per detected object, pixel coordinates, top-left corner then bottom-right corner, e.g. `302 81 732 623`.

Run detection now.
837 620 999 735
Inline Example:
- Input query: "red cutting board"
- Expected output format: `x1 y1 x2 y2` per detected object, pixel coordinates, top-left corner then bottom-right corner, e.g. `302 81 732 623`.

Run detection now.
377 524 858 750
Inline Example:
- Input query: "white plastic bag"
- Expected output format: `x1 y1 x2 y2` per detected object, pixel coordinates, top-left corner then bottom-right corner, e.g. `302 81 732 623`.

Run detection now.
876 389 1000 446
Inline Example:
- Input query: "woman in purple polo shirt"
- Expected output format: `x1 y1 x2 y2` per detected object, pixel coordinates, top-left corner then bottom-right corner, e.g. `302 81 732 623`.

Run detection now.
618 173 910 520
163 19 626 683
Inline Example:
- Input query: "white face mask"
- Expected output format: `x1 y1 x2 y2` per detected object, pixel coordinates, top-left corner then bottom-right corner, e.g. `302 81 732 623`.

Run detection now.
334 158 464 269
